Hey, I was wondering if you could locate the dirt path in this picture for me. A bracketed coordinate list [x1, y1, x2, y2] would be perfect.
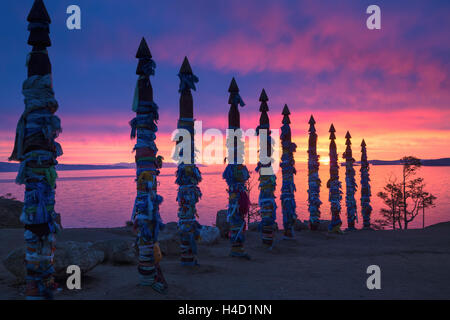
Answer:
[1, 223, 449, 300]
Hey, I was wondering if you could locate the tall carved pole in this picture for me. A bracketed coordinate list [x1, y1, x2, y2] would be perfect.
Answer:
[9, 0, 62, 300]
[222, 78, 250, 259]
[175, 57, 202, 266]
[343, 131, 357, 230]
[360, 139, 372, 229]
[130, 38, 167, 293]
[307, 115, 322, 230]
[280, 104, 297, 239]
[256, 89, 277, 246]
[327, 124, 343, 233]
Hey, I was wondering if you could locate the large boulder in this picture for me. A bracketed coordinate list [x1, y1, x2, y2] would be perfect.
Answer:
[91, 239, 136, 264]
[216, 210, 229, 238]
[294, 219, 331, 231]
[294, 219, 308, 231]
[248, 222, 278, 232]
[248, 222, 259, 232]
[199, 226, 220, 245]
[157, 222, 180, 256]
[2, 248, 26, 280]
[0, 196, 23, 228]
[317, 220, 331, 231]
[2, 241, 104, 280]
[164, 221, 178, 231]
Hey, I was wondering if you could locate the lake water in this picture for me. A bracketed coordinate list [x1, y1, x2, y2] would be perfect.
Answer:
[0, 165, 448, 229]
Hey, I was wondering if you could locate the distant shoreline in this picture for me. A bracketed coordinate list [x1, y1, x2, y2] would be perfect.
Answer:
[0, 162, 180, 173]
[0, 158, 449, 173]
[351, 158, 450, 167]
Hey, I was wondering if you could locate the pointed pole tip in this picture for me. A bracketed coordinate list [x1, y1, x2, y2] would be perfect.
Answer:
[179, 56, 193, 74]
[228, 77, 239, 92]
[282, 104, 290, 115]
[27, 0, 51, 23]
[136, 37, 152, 58]
[259, 88, 268, 102]
[329, 123, 336, 132]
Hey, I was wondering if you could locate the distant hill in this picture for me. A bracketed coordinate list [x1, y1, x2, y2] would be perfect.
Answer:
[417, 158, 450, 166]
[0, 161, 180, 172]
[0, 162, 129, 172]
[341, 158, 450, 167]
[1, 158, 448, 172]
[369, 158, 450, 166]
[113, 162, 179, 169]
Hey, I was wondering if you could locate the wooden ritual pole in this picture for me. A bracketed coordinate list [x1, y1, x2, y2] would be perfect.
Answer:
[9, 0, 62, 300]
[175, 57, 202, 266]
[256, 89, 277, 246]
[222, 78, 250, 259]
[360, 139, 372, 229]
[343, 131, 358, 230]
[327, 124, 343, 233]
[130, 38, 167, 293]
[280, 105, 297, 239]
[307, 115, 322, 230]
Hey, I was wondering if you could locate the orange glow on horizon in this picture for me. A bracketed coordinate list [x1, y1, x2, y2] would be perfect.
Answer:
[0, 109, 448, 165]
[1, 128, 448, 165]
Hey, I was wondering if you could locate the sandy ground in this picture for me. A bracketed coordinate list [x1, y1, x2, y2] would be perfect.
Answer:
[1, 223, 449, 300]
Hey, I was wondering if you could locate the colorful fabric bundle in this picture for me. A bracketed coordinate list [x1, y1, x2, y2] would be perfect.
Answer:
[327, 124, 343, 233]
[256, 89, 277, 246]
[175, 57, 203, 266]
[280, 105, 297, 239]
[9, 0, 62, 300]
[343, 131, 358, 230]
[223, 78, 250, 258]
[360, 140, 372, 229]
[130, 38, 167, 293]
[307, 116, 322, 230]
[223, 164, 250, 258]
[176, 163, 202, 266]
[256, 166, 277, 245]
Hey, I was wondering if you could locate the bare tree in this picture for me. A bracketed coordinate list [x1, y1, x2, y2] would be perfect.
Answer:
[376, 176, 402, 229]
[377, 156, 437, 229]
[400, 156, 422, 228]
[245, 170, 260, 225]
[414, 184, 437, 229]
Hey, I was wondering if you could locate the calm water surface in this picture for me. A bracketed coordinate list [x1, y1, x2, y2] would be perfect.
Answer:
[0, 165, 448, 229]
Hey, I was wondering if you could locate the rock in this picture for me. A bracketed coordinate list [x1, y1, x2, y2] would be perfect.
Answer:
[125, 220, 133, 227]
[249, 222, 278, 231]
[294, 219, 308, 231]
[199, 226, 220, 245]
[164, 221, 178, 232]
[248, 222, 259, 231]
[294, 219, 331, 231]
[317, 220, 331, 231]
[3, 241, 104, 280]
[2, 247, 26, 280]
[91, 239, 136, 264]
[0, 196, 23, 228]
[55, 241, 104, 278]
[216, 210, 229, 238]
[158, 223, 180, 256]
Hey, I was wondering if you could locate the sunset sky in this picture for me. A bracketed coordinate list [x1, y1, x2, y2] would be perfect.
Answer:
[0, 0, 449, 164]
